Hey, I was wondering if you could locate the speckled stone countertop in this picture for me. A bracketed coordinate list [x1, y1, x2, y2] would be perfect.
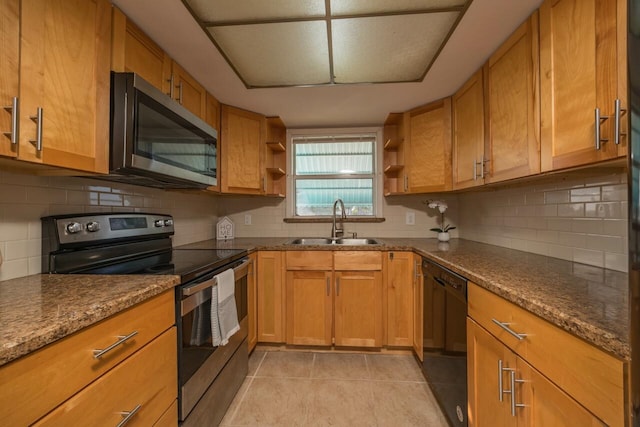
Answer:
[178, 237, 629, 360]
[0, 274, 179, 366]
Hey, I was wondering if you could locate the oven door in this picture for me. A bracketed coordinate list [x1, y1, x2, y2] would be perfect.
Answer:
[177, 258, 250, 421]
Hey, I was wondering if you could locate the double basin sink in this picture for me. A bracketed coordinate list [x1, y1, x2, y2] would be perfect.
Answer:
[288, 237, 382, 246]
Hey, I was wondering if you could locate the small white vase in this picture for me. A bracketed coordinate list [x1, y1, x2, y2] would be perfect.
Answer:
[437, 232, 450, 242]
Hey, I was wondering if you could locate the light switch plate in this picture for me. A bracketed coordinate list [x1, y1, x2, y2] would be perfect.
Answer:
[406, 211, 415, 225]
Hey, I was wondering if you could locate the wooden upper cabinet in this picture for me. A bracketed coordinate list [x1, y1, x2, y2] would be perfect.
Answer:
[265, 117, 287, 197]
[382, 112, 408, 195]
[406, 99, 452, 193]
[111, 7, 171, 92]
[18, 0, 110, 173]
[453, 69, 485, 190]
[539, 0, 624, 171]
[485, 13, 540, 184]
[170, 61, 207, 120]
[220, 105, 266, 195]
[0, 0, 19, 159]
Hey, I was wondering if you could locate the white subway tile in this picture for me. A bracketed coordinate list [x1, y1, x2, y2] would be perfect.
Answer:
[99, 193, 123, 206]
[545, 190, 570, 204]
[5, 240, 28, 260]
[570, 187, 601, 203]
[586, 235, 624, 253]
[602, 184, 627, 201]
[557, 203, 584, 217]
[0, 258, 29, 281]
[584, 202, 622, 218]
[572, 218, 603, 234]
[0, 184, 27, 203]
[25, 186, 67, 205]
[603, 219, 627, 236]
[573, 248, 604, 268]
[525, 192, 545, 205]
[605, 252, 628, 272]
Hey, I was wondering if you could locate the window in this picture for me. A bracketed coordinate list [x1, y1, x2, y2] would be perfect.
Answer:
[291, 132, 378, 217]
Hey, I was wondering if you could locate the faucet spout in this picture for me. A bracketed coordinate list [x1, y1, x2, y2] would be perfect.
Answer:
[331, 199, 346, 239]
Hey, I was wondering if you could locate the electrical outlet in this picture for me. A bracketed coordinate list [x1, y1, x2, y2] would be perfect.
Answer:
[244, 214, 252, 225]
[406, 211, 415, 225]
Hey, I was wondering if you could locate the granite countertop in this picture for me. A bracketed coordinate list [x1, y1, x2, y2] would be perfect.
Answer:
[178, 237, 630, 360]
[0, 274, 179, 366]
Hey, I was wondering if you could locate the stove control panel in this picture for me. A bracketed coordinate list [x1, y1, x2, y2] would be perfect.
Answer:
[44, 213, 175, 246]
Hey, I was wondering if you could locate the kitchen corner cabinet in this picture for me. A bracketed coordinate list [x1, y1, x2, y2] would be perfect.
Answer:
[247, 252, 258, 352]
[0, 290, 177, 426]
[7, 0, 111, 173]
[467, 282, 625, 427]
[265, 117, 287, 197]
[257, 251, 285, 343]
[539, 0, 626, 171]
[0, 0, 19, 159]
[484, 13, 541, 184]
[220, 105, 266, 195]
[412, 254, 424, 361]
[452, 69, 485, 190]
[384, 251, 414, 347]
[382, 112, 408, 195]
[406, 99, 453, 193]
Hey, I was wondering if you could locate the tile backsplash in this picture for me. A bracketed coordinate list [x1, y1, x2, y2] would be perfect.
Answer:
[457, 170, 628, 272]
[0, 167, 629, 280]
[0, 170, 218, 281]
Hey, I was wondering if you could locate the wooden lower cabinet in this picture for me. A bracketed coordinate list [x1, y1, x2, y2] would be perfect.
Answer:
[412, 253, 424, 361]
[467, 319, 605, 427]
[286, 270, 333, 345]
[334, 270, 383, 347]
[257, 251, 285, 343]
[247, 252, 258, 352]
[36, 328, 177, 426]
[385, 251, 414, 347]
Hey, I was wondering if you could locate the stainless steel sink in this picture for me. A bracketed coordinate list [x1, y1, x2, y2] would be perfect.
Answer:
[288, 237, 381, 245]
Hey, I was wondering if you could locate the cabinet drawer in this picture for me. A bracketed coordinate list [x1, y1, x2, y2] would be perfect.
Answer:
[468, 283, 625, 427]
[334, 251, 382, 270]
[286, 251, 333, 270]
[36, 327, 177, 426]
[0, 290, 175, 426]
[155, 400, 178, 427]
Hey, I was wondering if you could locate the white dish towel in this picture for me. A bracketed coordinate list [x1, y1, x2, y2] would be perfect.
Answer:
[211, 268, 240, 346]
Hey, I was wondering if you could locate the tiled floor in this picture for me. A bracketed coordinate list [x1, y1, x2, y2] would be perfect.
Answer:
[220, 349, 449, 426]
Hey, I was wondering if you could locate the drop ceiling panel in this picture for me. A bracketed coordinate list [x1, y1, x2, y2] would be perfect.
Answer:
[330, 0, 467, 16]
[208, 21, 331, 87]
[332, 13, 459, 83]
[187, 0, 326, 23]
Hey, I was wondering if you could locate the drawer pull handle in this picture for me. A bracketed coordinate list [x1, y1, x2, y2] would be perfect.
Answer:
[498, 359, 506, 401]
[491, 318, 527, 341]
[116, 404, 142, 427]
[509, 371, 526, 416]
[93, 331, 138, 359]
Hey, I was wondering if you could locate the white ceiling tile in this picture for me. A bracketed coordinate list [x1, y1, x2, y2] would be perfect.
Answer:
[332, 12, 459, 83]
[209, 21, 331, 87]
[330, 0, 467, 16]
[186, 0, 326, 23]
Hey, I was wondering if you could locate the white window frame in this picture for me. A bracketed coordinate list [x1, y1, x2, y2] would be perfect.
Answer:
[286, 127, 384, 218]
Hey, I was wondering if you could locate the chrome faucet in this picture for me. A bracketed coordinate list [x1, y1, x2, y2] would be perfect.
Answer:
[331, 199, 346, 239]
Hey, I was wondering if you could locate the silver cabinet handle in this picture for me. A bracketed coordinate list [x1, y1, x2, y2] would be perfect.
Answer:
[498, 359, 505, 401]
[594, 107, 609, 150]
[326, 277, 330, 296]
[473, 158, 477, 181]
[167, 74, 175, 99]
[3, 97, 18, 144]
[29, 107, 43, 152]
[509, 370, 525, 416]
[491, 318, 527, 341]
[336, 277, 340, 296]
[178, 81, 183, 104]
[614, 99, 627, 145]
[481, 156, 489, 179]
[93, 331, 138, 359]
[403, 174, 408, 192]
[116, 404, 142, 427]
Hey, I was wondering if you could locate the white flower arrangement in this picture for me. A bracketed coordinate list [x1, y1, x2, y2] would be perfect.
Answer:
[424, 200, 456, 233]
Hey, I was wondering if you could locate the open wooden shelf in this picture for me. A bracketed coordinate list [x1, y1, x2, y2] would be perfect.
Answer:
[267, 167, 286, 176]
[383, 138, 402, 150]
[384, 165, 404, 174]
[266, 141, 285, 152]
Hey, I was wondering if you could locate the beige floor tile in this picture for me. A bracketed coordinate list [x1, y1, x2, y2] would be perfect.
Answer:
[365, 354, 425, 382]
[229, 377, 312, 426]
[311, 353, 369, 380]
[248, 350, 266, 376]
[306, 379, 377, 427]
[370, 381, 449, 426]
[257, 351, 315, 378]
[219, 376, 253, 426]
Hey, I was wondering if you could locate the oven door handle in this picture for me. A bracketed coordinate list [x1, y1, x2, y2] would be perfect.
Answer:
[182, 258, 251, 297]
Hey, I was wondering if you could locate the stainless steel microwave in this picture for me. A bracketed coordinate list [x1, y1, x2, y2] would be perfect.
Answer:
[107, 72, 217, 189]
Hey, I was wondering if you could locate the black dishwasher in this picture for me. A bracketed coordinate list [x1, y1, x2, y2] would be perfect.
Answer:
[422, 258, 468, 427]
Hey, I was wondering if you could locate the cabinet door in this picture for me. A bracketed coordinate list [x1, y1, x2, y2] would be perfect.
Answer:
[540, 0, 620, 171]
[453, 70, 485, 190]
[247, 253, 258, 352]
[0, 0, 19, 158]
[221, 105, 265, 195]
[286, 270, 332, 345]
[257, 251, 285, 343]
[467, 318, 513, 427]
[406, 98, 452, 193]
[385, 252, 414, 347]
[517, 358, 606, 427]
[382, 112, 408, 195]
[265, 117, 287, 197]
[171, 61, 206, 120]
[19, 0, 110, 173]
[412, 254, 423, 361]
[485, 14, 540, 183]
[111, 7, 172, 92]
[334, 270, 383, 347]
